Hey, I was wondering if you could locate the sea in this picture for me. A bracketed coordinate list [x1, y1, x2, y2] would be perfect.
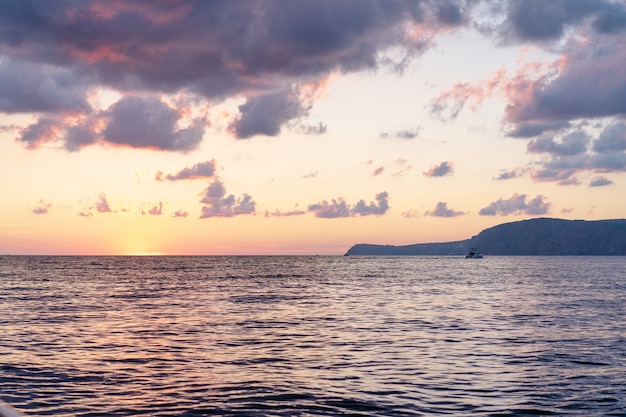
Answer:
[0, 255, 625, 416]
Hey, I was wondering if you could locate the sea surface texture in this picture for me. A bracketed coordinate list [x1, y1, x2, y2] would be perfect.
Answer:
[1, 256, 625, 416]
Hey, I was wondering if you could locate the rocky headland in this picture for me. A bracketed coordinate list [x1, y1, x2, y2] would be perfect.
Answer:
[345, 218, 626, 256]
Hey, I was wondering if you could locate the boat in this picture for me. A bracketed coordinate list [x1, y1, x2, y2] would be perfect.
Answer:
[465, 247, 483, 258]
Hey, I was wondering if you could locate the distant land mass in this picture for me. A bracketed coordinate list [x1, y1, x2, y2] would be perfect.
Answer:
[345, 218, 626, 256]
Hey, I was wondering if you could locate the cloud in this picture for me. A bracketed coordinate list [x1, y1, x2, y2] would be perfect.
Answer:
[426, 7, 626, 185]
[103, 96, 205, 151]
[479, 193, 551, 216]
[230, 89, 308, 139]
[506, 121, 571, 138]
[18, 118, 61, 149]
[593, 121, 626, 153]
[96, 193, 112, 213]
[436, 1, 464, 26]
[530, 168, 580, 186]
[380, 127, 422, 140]
[302, 171, 318, 179]
[64, 124, 99, 152]
[392, 158, 413, 177]
[265, 209, 307, 217]
[156, 160, 216, 181]
[2, 1, 462, 149]
[401, 209, 421, 218]
[496, 0, 626, 43]
[504, 36, 626, 128]
[493, 168, 528, 180]
[518, 122, 626, 183]
[172, 210, 189, 218]
[295, 122, 328, 135]
[589, 176, 613, 187]
[372, 166, 384, 176]
[145, 202, 163, 216]
[32, 199, 52, 214]
[0, 59, 92, 114]
[430, 68, 506, 122]
[199, 179, 256, 218]
[308, 191, 389, 218]
[527, 130, 589, 156]
[423, 161, 454, 177]
[425, 201, 464, 217]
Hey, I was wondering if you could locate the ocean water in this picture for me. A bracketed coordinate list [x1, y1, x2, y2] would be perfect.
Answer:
[0, 255, 625, 417]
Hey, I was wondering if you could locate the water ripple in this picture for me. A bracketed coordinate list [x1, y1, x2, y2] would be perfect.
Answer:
[0, 255, 625, 416]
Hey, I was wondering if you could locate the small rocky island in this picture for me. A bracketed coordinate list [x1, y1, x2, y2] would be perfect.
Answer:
[345, 218, 626, 256]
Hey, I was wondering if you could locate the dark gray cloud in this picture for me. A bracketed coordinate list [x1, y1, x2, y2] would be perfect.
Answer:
[506, 121, 571, 138]
[2, 0, 462, 150]
[16, 95, 206, 152]
[0, 59, 91, 114]
[515, 122, 626, 184]
[496, 0, 626, 43]
[230, 89, 309, 139]
[593, 121, 626, 153]
[425, 201, 464, 217]
[479, 193, 551, 216]
[308, 191, 389, 218]
[527, 131, 589, 156]
[589, 176, 613, 187]
[199, 179, 256, 218]
[436, 1, 464, 26]
[425, 2, 626, 187]
[103, 96, 205, 151]
[156, 160, 216, 181]
[64, 124, 99, 152]
[423, 161, 454, 177]
[505, 36, 626, 127]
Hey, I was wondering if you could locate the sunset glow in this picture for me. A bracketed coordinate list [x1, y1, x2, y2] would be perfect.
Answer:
[1, 1, 625, 255]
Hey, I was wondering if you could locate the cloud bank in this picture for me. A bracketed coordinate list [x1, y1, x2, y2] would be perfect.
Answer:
[2, 0, 463, 151]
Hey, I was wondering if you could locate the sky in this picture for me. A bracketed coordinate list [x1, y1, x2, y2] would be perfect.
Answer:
[1, 0, 626, 255]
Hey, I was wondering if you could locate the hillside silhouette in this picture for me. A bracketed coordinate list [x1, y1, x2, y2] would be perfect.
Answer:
[345, 218, 626, 256]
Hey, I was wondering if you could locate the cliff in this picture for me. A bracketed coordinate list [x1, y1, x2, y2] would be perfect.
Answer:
[345, 218, 626, 256]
